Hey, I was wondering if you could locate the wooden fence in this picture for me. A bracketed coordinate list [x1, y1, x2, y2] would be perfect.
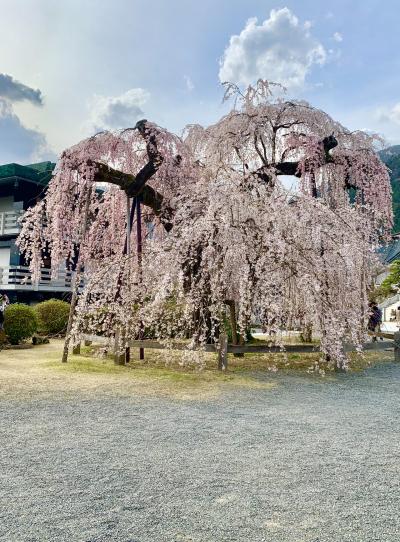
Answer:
[78, 331, 400, 371]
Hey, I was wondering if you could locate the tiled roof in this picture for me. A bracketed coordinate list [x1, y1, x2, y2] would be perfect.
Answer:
[379, 239, 400, 264]
[0, 161, 55, 186]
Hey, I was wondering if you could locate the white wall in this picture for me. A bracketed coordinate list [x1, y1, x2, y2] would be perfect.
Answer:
[0, 247, 10, 267]
[383, 301, 400, 322]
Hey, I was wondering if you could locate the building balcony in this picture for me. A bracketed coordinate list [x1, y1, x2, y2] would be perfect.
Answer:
[0, 266, 73, 292]
[0, 211, 23, 236]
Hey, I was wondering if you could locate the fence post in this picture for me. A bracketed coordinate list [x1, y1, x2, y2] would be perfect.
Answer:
[218, 333, 228, 371]
[394, 332, 400, 362]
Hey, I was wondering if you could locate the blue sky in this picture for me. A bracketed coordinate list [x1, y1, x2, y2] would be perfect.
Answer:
[0, 0, 399, 164]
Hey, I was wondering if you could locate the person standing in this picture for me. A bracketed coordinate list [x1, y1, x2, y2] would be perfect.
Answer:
[396, 305, 400, 327]
[369, 302, 383, 341]
[0, 293, 9, 331]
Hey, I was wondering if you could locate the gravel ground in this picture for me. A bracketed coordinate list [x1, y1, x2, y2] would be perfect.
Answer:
[1, 361, 400, 542]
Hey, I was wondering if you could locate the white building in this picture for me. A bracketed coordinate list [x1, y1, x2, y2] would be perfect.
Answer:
[376, 236, 400, 330]
[0, 161, 73, 303]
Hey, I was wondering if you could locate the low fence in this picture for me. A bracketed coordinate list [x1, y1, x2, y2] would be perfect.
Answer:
[79, 331, 400, 371]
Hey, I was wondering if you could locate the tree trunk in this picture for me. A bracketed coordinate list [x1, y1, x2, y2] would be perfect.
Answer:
[300, 323, 313, 343]
[114, 328, 126, 365]
[61, 187, 92, 363]
[61, 265, 84, 363]
[136, 196, 145, 361]
[227, 300, 244, 358]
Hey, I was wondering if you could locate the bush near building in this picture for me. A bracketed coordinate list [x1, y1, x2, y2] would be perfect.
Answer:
[34, 299, 70, 335]
[4, 304, 38, 345]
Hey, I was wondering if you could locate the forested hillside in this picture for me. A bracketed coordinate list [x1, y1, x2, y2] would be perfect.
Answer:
[380, 146, 400, 232]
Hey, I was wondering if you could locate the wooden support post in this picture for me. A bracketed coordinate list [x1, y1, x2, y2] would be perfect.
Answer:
[218, 333, 228, 371]
[394, 332, 400, 362]
[114, 329, 125, 365]
[72, 343, 81, 355]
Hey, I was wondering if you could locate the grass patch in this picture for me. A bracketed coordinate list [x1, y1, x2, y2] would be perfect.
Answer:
[66, 343, 396, 376]
[1, 339, 395, 401]
[46, 355, 131, 375]
[44, 349, 276, 397]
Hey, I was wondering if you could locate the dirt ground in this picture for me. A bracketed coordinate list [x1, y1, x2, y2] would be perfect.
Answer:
[0, 340, 275, 400]
[1, 341, 400, 541]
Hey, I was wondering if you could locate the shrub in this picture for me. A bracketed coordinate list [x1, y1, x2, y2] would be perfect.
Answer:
[4, 303, 38, 345]
[35, 299, 70, 335]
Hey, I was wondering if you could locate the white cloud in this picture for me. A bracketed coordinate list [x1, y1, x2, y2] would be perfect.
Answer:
[218, 7, 326, 89]
[333, 32, 343, 42]
[0, 99, 55, 164]
[89, 88, 150, 131]
[0, 73, 43, 105]
[391, 104, 400, 124]
[184, 75, 195, 92]
[376, 103, 400, 125]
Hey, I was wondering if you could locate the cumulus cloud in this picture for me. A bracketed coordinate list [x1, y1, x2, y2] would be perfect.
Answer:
[0, 99, 55, 164]
[0, 73, 43, 105]
[218, 7, 326, 89]
[0, 73, 52, 163]
[333, 32, 343, 42]
[89, 88, 150, 131]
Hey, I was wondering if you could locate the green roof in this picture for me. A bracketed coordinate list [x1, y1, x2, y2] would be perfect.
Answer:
[0, 161, 56, 186]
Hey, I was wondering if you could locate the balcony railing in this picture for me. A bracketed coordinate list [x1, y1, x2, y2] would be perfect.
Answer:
[0, 211, 23, 236]
[0, 266, 73, 292]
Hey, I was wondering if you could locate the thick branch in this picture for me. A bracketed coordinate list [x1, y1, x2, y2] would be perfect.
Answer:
[275, 135, 338, 177]
[88, 119, 174, 231]
[92, 163, 174, 231]
[125, 119, 164, 197]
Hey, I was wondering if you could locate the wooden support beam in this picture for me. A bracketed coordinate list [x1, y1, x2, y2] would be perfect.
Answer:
[218, 333, 228, 371]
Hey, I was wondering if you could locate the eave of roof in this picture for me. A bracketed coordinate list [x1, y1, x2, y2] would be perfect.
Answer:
[0, 161, 56, 187]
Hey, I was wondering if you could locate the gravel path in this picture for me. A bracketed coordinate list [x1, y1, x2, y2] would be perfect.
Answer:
[1, 362, 400, 541]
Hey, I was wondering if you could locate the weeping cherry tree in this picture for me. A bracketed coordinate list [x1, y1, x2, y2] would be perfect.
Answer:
[18, 81, 392, 369]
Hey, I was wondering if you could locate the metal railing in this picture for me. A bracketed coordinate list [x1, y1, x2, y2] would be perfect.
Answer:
[0, 266, 73, 291]
[0, 211, 23, 235]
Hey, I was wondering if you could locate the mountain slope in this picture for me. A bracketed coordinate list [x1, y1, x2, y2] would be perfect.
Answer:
[379, 146, 400, 232]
